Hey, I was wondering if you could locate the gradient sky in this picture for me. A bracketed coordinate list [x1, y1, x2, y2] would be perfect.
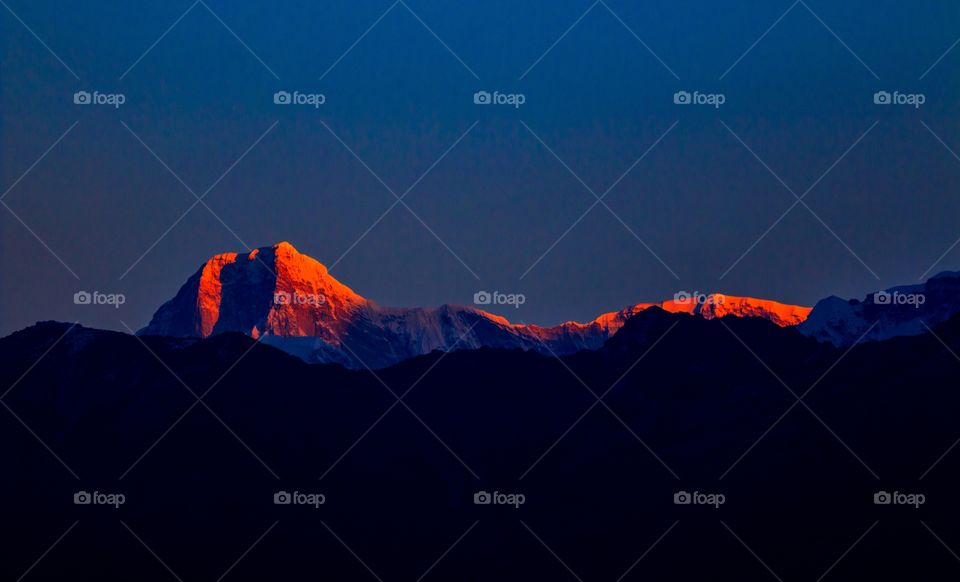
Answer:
[2, 0, 959, 335]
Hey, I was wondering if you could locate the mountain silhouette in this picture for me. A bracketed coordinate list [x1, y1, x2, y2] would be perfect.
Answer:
[3, 309, 960, 579]
[7, 245, 960, 578]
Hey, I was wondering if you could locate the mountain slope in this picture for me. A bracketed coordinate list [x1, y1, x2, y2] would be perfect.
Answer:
[139, 242, 812, 368]
[799, 271, 960, 345]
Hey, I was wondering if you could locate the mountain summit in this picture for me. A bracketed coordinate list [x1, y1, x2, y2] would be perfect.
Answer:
[142, 242, 367, 340]
[140, 242, 812, 368]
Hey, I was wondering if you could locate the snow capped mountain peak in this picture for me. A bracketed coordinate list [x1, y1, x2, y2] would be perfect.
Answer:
[140, 243, 813, 368]
[140, 242, 367, 341]
[799, 272, 960, 346]
[612, 294, 811, 327]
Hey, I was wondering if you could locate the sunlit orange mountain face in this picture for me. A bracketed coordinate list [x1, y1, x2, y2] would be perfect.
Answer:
[139, 242, 812, 368]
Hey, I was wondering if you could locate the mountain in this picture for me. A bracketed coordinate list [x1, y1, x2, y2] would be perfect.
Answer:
[799, 271, 960, 345]
[600, 293, 811, 327]
[139, 242, 812, 368]
[5, 311, 960, 579]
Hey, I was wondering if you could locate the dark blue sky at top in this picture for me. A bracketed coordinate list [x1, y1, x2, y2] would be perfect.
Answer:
[1, 0, 959, 334]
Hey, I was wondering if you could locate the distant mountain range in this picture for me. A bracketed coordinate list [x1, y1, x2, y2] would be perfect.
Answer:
[5, 242, 960, 579]
[138, 242, 813, 368]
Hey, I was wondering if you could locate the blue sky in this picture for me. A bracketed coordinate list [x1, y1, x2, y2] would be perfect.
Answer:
[2, 0, 959, 333]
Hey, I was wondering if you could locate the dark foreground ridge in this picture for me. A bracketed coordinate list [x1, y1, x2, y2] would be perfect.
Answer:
[3, 309, 960, 579]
